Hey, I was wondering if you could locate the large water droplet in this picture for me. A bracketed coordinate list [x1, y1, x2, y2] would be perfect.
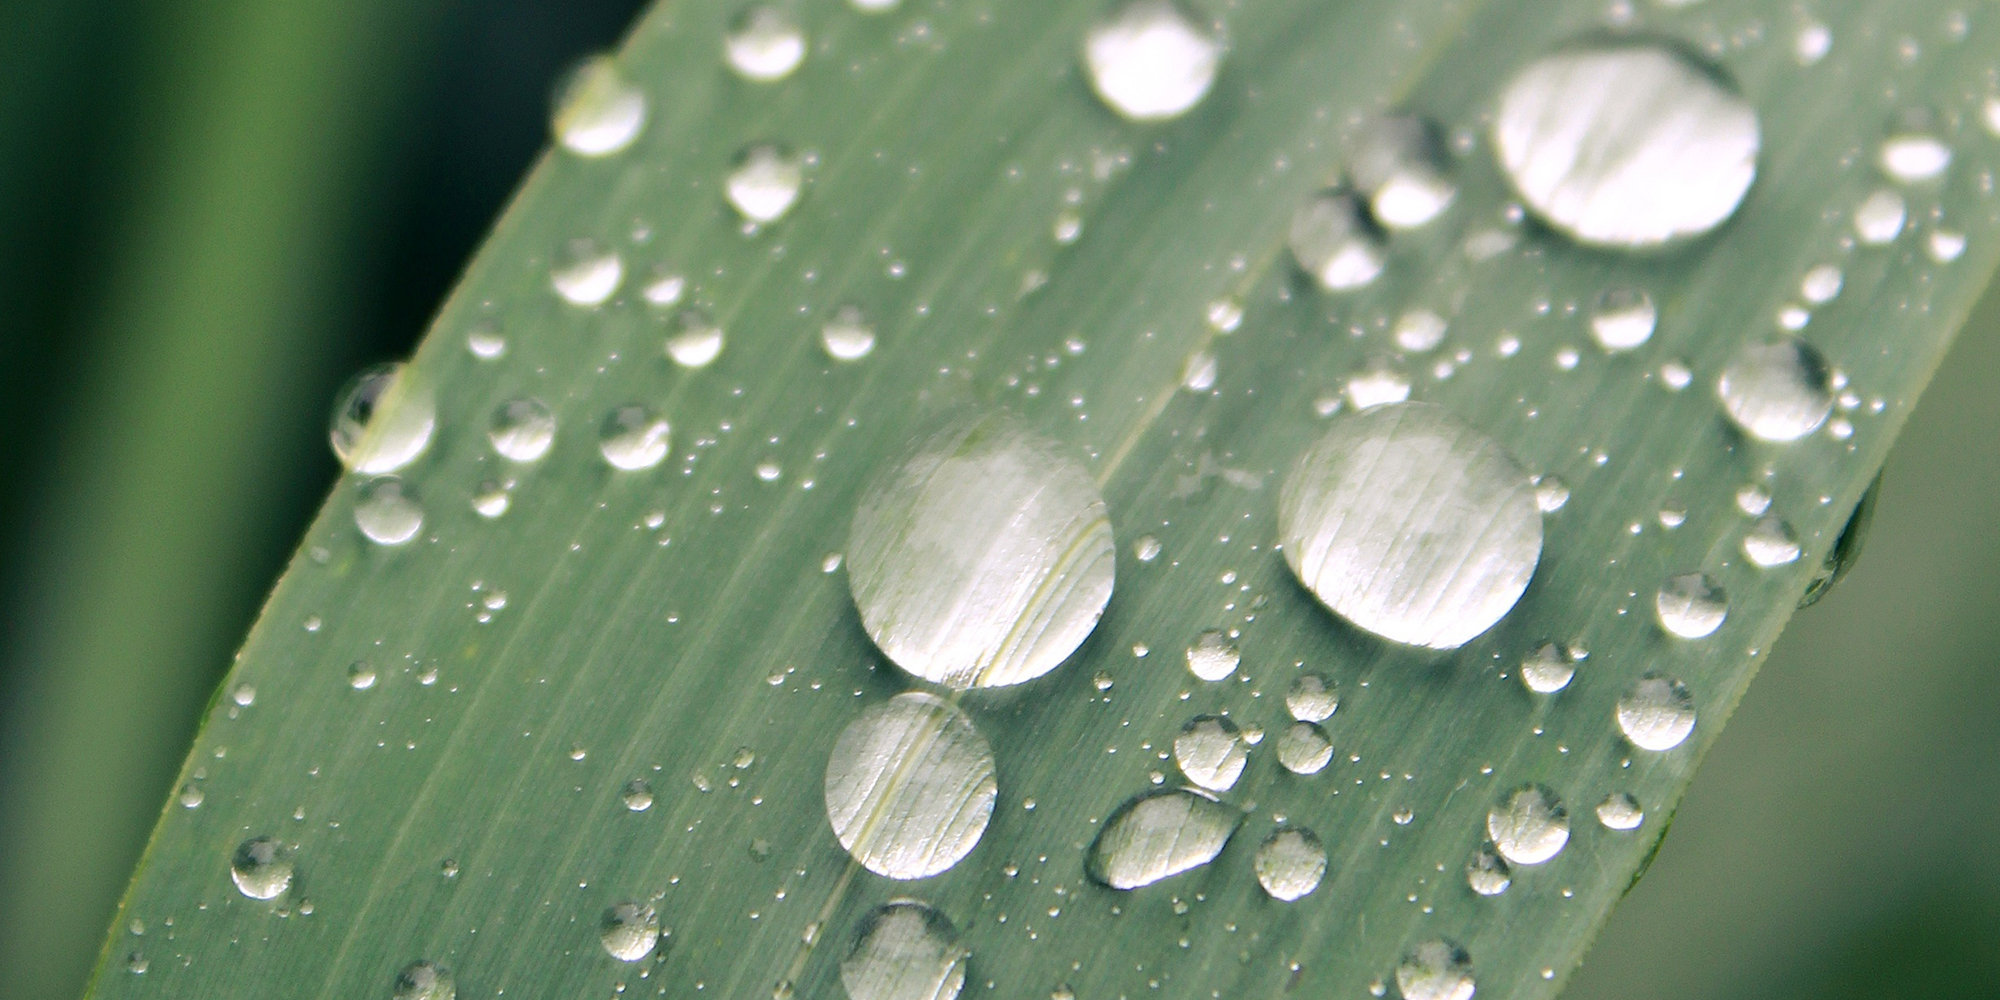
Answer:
[841, 901, 969, 1000]
[1278, 401, 1541, 650]
[1395, 940, 1475, 1000]
[1173, 715, 1247, 792]
[553, 55, 645, 157]
[1350, 116, 1456, 230]
[1487, 784, 1568, 865]
[1716, 337, 1833, 442]
[822, 305, 878, 361]
[1253, 826, 1326, 901]
[393, 961, 456, 1000]
[1183, 629, 1240, 682]
[1285, 673, 1339, 722]
[1466, 844, 1512, 896]
[1655, 571, 1726, 639]
[1287, 191, 1385, 291]
[355, 477, 424, 546]
[552, 240, 625, 306]
[600, 901, 662, 961]
[1493, 42, 1758, 248]
[1275, 722, 1334, 774]
[599, 406, 672, 471]
[1616, 673, 1696, 751]
[1081, 0, 1221, 122]
[725, 7, 807, 82]
[846, 419, 1114, 690]
[229, 836, 293, 899]
[727, 145, 804, 224]
[330, 362, 436, 475]
[666, 309, 726, 368]
[1589, 288, 1657, 352]
[1087, 787, 1240, 889]
[489, 399, 556, 463]
[824, 693, 997, 880]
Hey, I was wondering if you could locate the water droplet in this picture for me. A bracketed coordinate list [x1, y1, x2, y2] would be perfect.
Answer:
[600, 901, 662, 961]
[1854, 188, 1906, 244]
[1655, 571, 1726, 639]
[1716, 337, 1833, 442]
[1395, 940, 1475, 1000]
[179, 782, 203, 808]
[1616, 673, 1696, 751]
[1879, 116, 1951, 183]
[1180, 350, 1218, 391]
[489, 398, 556, 463]
[824, 693, 997, 880]
[1287, 191, 1385, 291]
[355, 477, 424, 546]
[1742, 514, 1801, 567]
[599, 406, 672, 470]
[822, 305, 877, 361]
[1927, 229, 1967, 263]
[1081, 0, 1221, 122]
[1285, 673, 1339, 722]
[393, 960, 456, 1000]
[1466, 844, 1511, 895]
[1274, 722, 1333, 774]
[1794, 21, 1832, 64]
[1206, 298, 1244, 333]
[466, 325, 507, 359]
[846, 419, 1114, 689]
[1735, 483, 1772, 516]
[1173, 715, 1247, 792]
[666, 309, 726, 368]
[1278, 401, 1541, 650]
[727, 145, 804, 224]
[330, 362, 436, 475]
[551, 240, 625, 306]
[126, 952, 147, 975]
[841, 901, 969, 1000]
[1534, 475, 1570, 514]
[1487, 785, 1568, 865]
[1800, 264, 1843, 304]
[553, 55, 645, 157]
[1133, 535, 1162, 562]
[1519, 641, 1575, 694]
[1589, 288, 1656, 352]
[1183, 629, 1239, 682]
[725, 7, 807, 82]
[622, 779, 654, 812]
[1596, 792, 1644, 831]
[473, 481, 512, 519]
[1253, 826, 1327, 901]
[1351, 116, 1456, 230]
[1394, 309, 1447, 353]
[1086, 787, 1241, 889]
[1343, 359, 1411, 410]
[1493, 42, 1758, 248]
[230, 836, 293, 900]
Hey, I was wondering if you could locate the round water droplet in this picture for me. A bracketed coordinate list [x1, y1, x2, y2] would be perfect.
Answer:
[599, 406, 672, 470]
[1395, 940, 1475, 1000]
[1589, 288, 1657, 352]
[1487, 784, 1568, 865]
[330, 362, 436, 475]
[725, 7, 807, 82]
[1466, 844, 1511, 896]
[551, 240, 625, 306]
[1519, 641, 1574, 694]
[1350, 116, 1456, 230]
[824, 693, 997, 880]
[841, 901, 969, 1000]
[1854, 188, 1906, 244]
[1533, 475, 1570, 514]
[1616, 673, 1696, 751]
[1253, 826, 1327, 901]
[1086, 787, 1240, 889]
[230, 836, 293, 899]
[666, 310, 726, 368]
[1173, 715, 1247, 792]
[553, 55, 645, 157]
[1800, 264, 1843, 304]
[1655, 571, 1726, 639]
[1492, 42, 1758, 248]
[473, 481, 511, 519]
[1081, 0, 1221, 122]
[1278, 401, 1541, 650]
[1287, 191, 1385, 291]
[1879, 114, 1951, 183]
[348, 661, 378, 690]
[822, 305, 877, 361]
[393, 960, 456, 1000]
[1285, 673, 1339, 722]
[1596, 792, 1644, 830]
[846, 419, 1114, 690]
[1394, 309, 1448, 353]
[355, 477, 424, 546]
[1183, 629, 1239, 682]
[1742, 514, 1801, 567]
[600, 901, 661, 961]
[466, 325, 507, 359]
[622, 778, 654, 812]
[1274, 721, 1333, 774]
[727, 145, 804, 224]
[489, 399, 556, 463]
[1716, 337, 1833, 442]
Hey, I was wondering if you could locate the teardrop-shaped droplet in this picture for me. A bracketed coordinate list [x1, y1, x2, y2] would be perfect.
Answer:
[1616, 673, 1696, 751]
[1655, 572, 1726, 639]
[1493, 42, 1758, 248]
[1395, 940, 1475, 1000]
[1350, 116, 1457, 230]
[1716, 337, 1833, 442]
[1487, 784, 1568, 865]
[489, 398, 556, 463]
[824, 693, 997, 880]
[845, 419, 1114, 690]
[1087, 787, 1241, 889]
[1081, 0, 1221, 122]
[1287, 191, 1385, 291]
[330, 362, 436, 475]
[725, 7, 807, 83]
[841, 901, 969, 1000]
[1253, 826, 1327, 901]
[726, 144, 804, 224]
[355, 477, 424, 546]
[553, 55, 645, 157]
[1589, 288, 1657, 352]
[598, 405, 672, 471]
[600, 901, 661, 962]
[1285, 673, 1339, 722]
[229, 836, 293, 900]
[1278, 401, 1541, 650]
[1173, 715, 1247, 792]
[392, 961, 456, 1000]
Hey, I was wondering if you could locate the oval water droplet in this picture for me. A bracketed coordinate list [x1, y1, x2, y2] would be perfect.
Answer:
[1081, 0, 1221, 122]
[1853, 188, 1906, 244]
[489, 399, 556, 463]
[1596, 792, 1644, 831]
[824, 693, 997, 880]
[1274, 721, 1333, 775]
[1278, 401, 1541, 650]
[1519, 641, 1575, 694]
[1285, 673, 1339, 722]
[600, 901, 662, 961]
[841, 901, 969, 1000]
[1879, 113, 1951, 183]
[1487, 784, 1568, 865]
[1086, 787, 1240, 889]
[229, 836, 293, 899]
[727, 144, 804, 224]
[845, 419, 1114, 690]
[1173, 715, 1247, 792]
[1287, 191, 1385, 291]
[666, 309, 726, 368]
[551, 240, 625, 306]
[553, 55, 645, 157]
[1616, 673, 1696, 751]
[1466, 843, 1512, 896]
[1742, 514, 1801, 567]
[1350, 116, 1456, 230]
[1589, 288, 1657, 352]
[1800, 264, 1843, 304]
[1655, 572, 1726, 639]
[725, 7, 807, 82]
[1253, 826, 1326, 901]
[599, 406, 672, 470]
[1183, 629, 1239, 682]
[331, 362, 436, 475]
[1395, 940, 1475, 1000]
[1493, 42, 1758, 248]
[1394, 309, 1448, 353]
[822, 306, 878, 362]
[1716, 337, 1833, 442]
[393, 960, 456, 1000]
[355, 477, 424, 546]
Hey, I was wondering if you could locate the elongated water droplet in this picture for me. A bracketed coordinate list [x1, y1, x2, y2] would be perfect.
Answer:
[599, 406, 671, 470]
[1616, 673, 1696, 751]
[1278, 401, 1541, 650]
[600, 901, 661, 961]
[1493, 42, 1758, 248]
[1716, 337, 1832, 442]
[1183, 629, 1239, 682]
[1396, 940, 1475, 1000]
[1800, 264, 1842, 304]
[1173, 715, 1247, 792]
[489, 399, 556, 463]
[1466, 844, 1511, 895]
[230, 836, 293, 899]
[726, 7, 807, 82]
[1274, 722, 1333, 774]
[1519, 641, 1574, 694]
[666, 310, 725, 368]
[1287, 191, 1385, 291]
[1742, 514, 1801, 567]
[822, 306, 878, 361]
[1285, 673, 1338, 722]
[331, 362, 435, 475]
[1350, 116, 1456, 230]
[1087, 787, 1240, 889]
[1655, 571, 1726, 638]
[1343, 359, 1410, 410]
[824, 693, 997, 880]
[1854, 188, 1906, 244]
[393, 961, 456, 1000]
[1589, 288, 1657, 352]
[552, 240, 625, 306]
[841, 901, 969, 1000]
[554, 56, 645, 157]
[1879, 113, 1951, 183]
[355, 477, 424, 546]
[1487, 785, 1568, 865]
[1596, 792, 1644, 831]
[1253, 826, 1326, 901]
[846, 419, 1114, 690]
[1081, 0, 1221, 122]
[727, 145, 804, 224]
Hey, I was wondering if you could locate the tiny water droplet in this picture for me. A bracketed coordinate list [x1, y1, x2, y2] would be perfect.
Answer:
[1616, 673, 1696, 751]
[727, 145, 804, 224]
[600, 901, 662, 962]
[821, 305, 877, 361]
[489, 399, 556, 463]
[551, 240, 625, 306]
[1086, 787, 1240, 889]
[393, 960, 456, 1000]
[1173, 715, 1247, 792]
[553, 55, 645, 157]
[1395, 940, 1475, 1000]
[825, 693, 997, 879]
[1287, 191, 1385, 291]
[1717, 337, 1833, 442]
[1589, 288, 1657, 352]
[1253, 826, 1327, 901]
[599, 406, 672, 470]
[355, 477, 424, 546]
[1655, 572, 1726, 639]
[1285, 673, 1339, 722]
[230, 836, 294, 900]
[1596, 792, 1644, 830]
[1742, 514, 1801, 567]
[725, 7, 807, 83]
[1081, 0, 1221, 122]
[1183, 629, 1239, 682]
[841, 901, 969, 1000]
[330, 362, 436, 475]
[666, 309, 725, 368]
[1274, 722, 1333, 774]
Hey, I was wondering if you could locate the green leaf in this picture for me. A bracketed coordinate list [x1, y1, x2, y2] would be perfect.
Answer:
[85, 2, 2000, 999]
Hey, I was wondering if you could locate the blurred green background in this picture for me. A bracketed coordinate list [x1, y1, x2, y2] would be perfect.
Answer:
[0, 2, 1993, 999]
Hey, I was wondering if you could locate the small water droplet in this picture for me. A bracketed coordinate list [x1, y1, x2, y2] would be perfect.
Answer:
[600, 901, 662, 961]
[466, 325, 506, 359]
[1616, 673, 1696, 751]
[1717, 337, 1833, 442]
[1180, 350, 1218, 391]
[1395, 940, 1475, 1000]
[1081, 0, 1221, 122]
[1173, 715, 1248, 791]
[726, 144, 804, 224]
[1589, 288, 1657, 352]
[355, 477, 424, 546]
[1466, 844, 1511, 895]
[1655, 571, 1726, 639]
[1742, 514, 1801, 567]
[1519, 641, 1575, 694]
[553, 55, 645, 157]
[599, 406, 672, 470]
[393, 960, 456, 1000]
[551, 240, 625, 306]
[1879, 114, 1951, 183]
[1343, 359, 1411, 410]
[1274, 722, 1333, 774]
[230, 836, 294, 900]
[1285, 673, 1339, 722]
[1534, 475, 1570, 514]
[1183, 629, 1239, 682]
[1287, 191, 1385, 291]
[1735, 483, 1772, 516]
[1927, 229, 1968, 263]
[1253, 826, 1327, 901]
[1206, 298, 1244, 333]
[1086, 787, 1240, 889]
[841, 901, 969, 1000]
[1133, 535, 1162, 562]
[822, 305, 877, 361]
[825, 693, 997, 879]
[725, 7, 807, 82]
[473, 481, 512, 519]
[1488, 785, 1568, 865]
[1854, 188, 1907, 244]
[1394, 309, 1447, 353]
[330, 362, 436, 475]
[622, 779, 654, 812]
[178, 782, 204, 808]
[1794, 20, 1832, 64]
[1596, 792, 1644, 830]
[642, 268, 686, 307]
[666, 309, 726, 368]
[1800, 264, 1843, 304]
[489, 398, 556, 463]
[1350, 116, 1457, 230]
